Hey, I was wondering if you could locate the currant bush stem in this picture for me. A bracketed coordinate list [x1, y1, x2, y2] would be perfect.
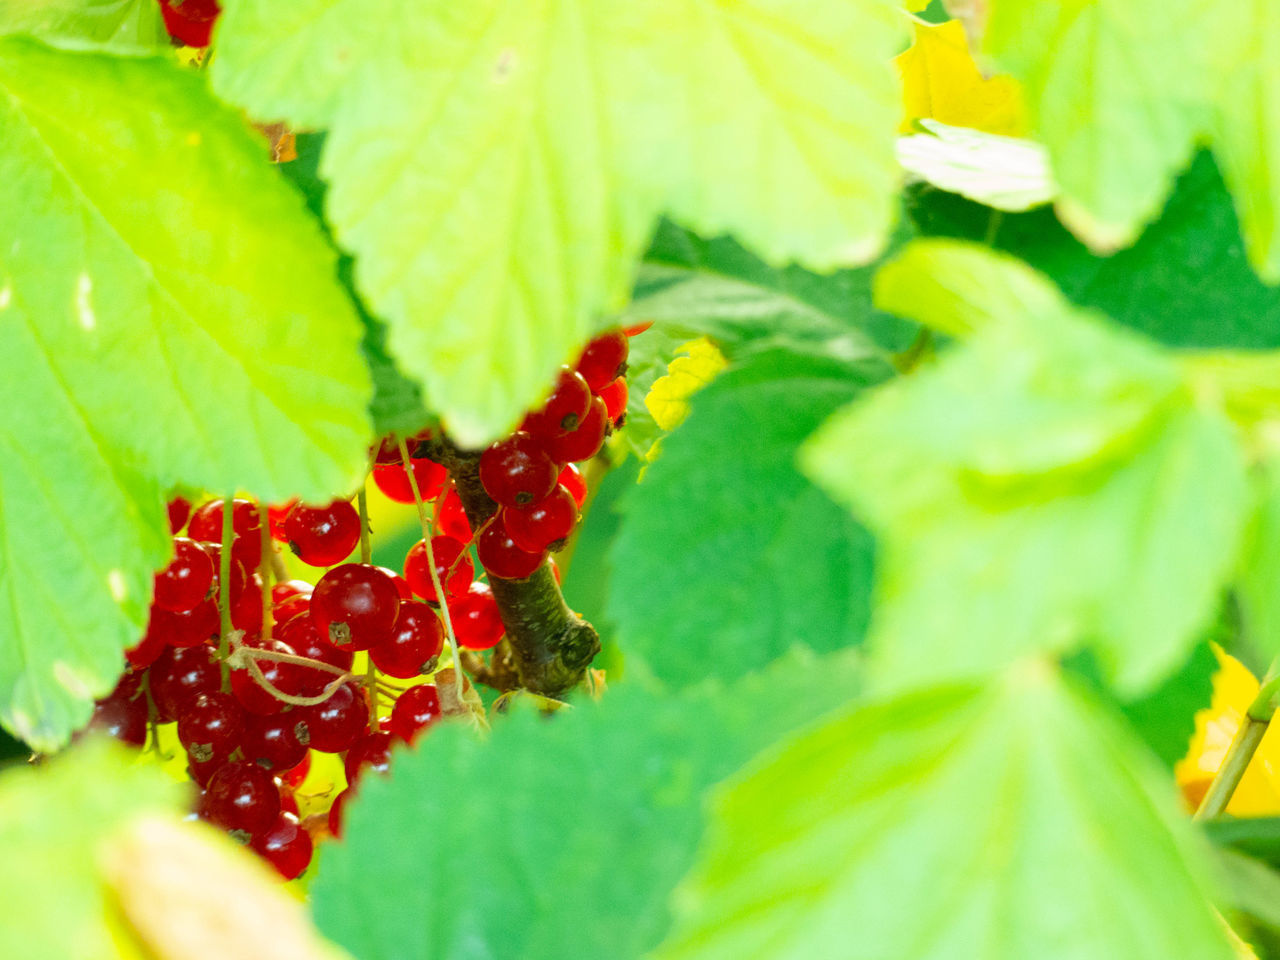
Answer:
[217, 492, 234, 693]
[357, 473, 373, 566]
[1195, 652, 1280, 821]
[398, 436, 466, 704]
[421, 435, 600, 698]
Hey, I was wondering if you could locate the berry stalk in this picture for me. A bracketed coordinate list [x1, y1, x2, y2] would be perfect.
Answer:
[425, 436, 600, 698]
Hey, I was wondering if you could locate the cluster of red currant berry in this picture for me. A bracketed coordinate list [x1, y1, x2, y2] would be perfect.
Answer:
[86, 325, 640, 880]
[158, 0, 221, 48]
[473, 328, 632, 579]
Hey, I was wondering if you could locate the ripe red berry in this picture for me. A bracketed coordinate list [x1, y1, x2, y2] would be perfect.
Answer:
[503, 486, 579, 553]
[543, 396, 607, 463]
[89, 673, 147, 747]
[267, 499, 298, 542]
[344, 731, 394, 783]
[296, 682, 368, 754]
[622, 320, 653, 337]
[272, 580, 313, 603]
[280, 752, 311, 789]
[448, 582, 504, 651]
[372, 459, 446, 505]
[178, 691, 245, 764]
[478, 432, 559, 507]
[558, 463, 588, 508]
[284, 500, 362, 567]
[598, 376, 628, 424]
[476, 523, 546, 580]
[370, 600, 444, 678]
[389, 684, 441, 743]
[231, 578, 265, 637]
[272, 592, 311, 628]
[376, 567, 414, 600]
[404, 536, 473, 602]
[126, 617, 168, 669]
[204, 761, 280, 837]
[276, 615, 353, 696]
[252, 812, 313, 879]
[434, 485, 472, 543]
[311, 563, 401, 650]
[153, 537, 215, 612]
[328, 788, 353, 839]
[149, 646, 220, 722]
[158, 0, 221, 47]
[240, 712, 309, 772]
[188, 498, 262, 572]
[523, 367, 592, 441]
[575, 329, 629, 392]
[167, 497, 192, 534]
[372, 435, 405, 465]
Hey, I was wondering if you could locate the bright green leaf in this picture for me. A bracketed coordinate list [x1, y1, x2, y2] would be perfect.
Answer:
[897, 120, 1055, 213]
[0, 40, 372, 746]
[908, 152, 1280, 351]
[657, 662, 1234, 960]
[1237, 462, 1280, 660]
[872, 237, 1068, 337]
[984, 0, 1211, 251]
[212, 0, 904, 444]
[609, 351, 884, 688]
[804, 244, 1250, 694]
[310, 649, 861, 960]
[0, 739, 184, 960]
[0, 0, 167, 52]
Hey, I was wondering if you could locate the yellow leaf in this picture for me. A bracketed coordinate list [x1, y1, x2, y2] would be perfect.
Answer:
[644, 338, 728, 434]
[895, 18, 1025, 136]
[1176, 645, 1280, 815]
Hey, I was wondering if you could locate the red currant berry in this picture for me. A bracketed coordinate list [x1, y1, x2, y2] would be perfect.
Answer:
[344, 731, 394, 784]
[158, 0, 220, 47]
[558, 463, 588, 508]
[575, 329, 629, 392]
[89, 673, 147, 747]
[284, 500, 361, 567]
[149, 646, 220, 722]
[311, 563, 401, 650]
[543, 396, 607, 464]
[278, 784, 299, 818]
[178, 691, 245, 764]
[372, 459, 446, 505]
[276, 615, 353, 696]
[376, 567, 413, 600]
[167, 497, 192, 534]
[478, 433, 559, 508]
[372, 435, 405, 465]
[622, 320, 653, 337]
[328, 788, 353, 839]
[434, 485, 472, 543]
[296, 682, 368, 754]
[389, 684, 441, 743]
[476, 523, 546, 581]
[272, 593, 311, 628]
[240, 712, 309, 772]
[188, 498, 262, 572]
[369, 600, 444, 678]
[153, 537, 215, 612]
[205, 761, 280, 836]
[267, 498, 299, 542]
[188, 753, 225, 789]
[523, 367, 592, 441]
[404, 536, 473, 602]
[280, 751, 311, 789]
[231, 578, 265, 636]
[252, 812, 313, 880]
[272, 580, 313, 603]
[126, 618, 168, 669]
[598, 376, 628, 424]
[503, 486, 578, 553]
[202, 543, 248, 605]
[448, 582, 504, 651]
[231, 637, 306, 716]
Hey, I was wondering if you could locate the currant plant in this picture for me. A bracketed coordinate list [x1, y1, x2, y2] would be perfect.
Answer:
[9, 1, 1280, 960]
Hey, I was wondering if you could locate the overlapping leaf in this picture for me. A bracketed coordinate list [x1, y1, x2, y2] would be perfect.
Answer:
[212, 0, 904, 443]
[609, 351, 884, 688]
[310, 650, 861, 960]
[656, 663, 1235, 960]
[0, 0, 166, 51]
[0, 40, 371, 746]
[804, 241, 1249, 695]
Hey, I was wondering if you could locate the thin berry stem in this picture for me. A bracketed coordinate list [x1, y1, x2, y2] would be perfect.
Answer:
[217, 493, 234, 692]
[1195, 652, 1280, 820]
[398, 437, 465, 704]
[357, 472, 378, 726]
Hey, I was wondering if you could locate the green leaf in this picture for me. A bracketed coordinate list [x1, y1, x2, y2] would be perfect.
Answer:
[310, 649, 861, 960]
[908, 152, 1280, 351]
[656, 662, 1234, 960]
[0, 0, 167, 52]
[617, 220, 915, 456]
[983, 0, 1210, 251]
[0, 40, 372, 746]
[897, 120, 1056, 213]
[804, 242, 1249, 695]
[1207, 818, 1280, 871]
[0, 739, 184, 960]
[608, 350, 884, 688]
[212, 0, 904, 444]
[1237, 462, 1280, 660]
[1213, 848, 1280, 938]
